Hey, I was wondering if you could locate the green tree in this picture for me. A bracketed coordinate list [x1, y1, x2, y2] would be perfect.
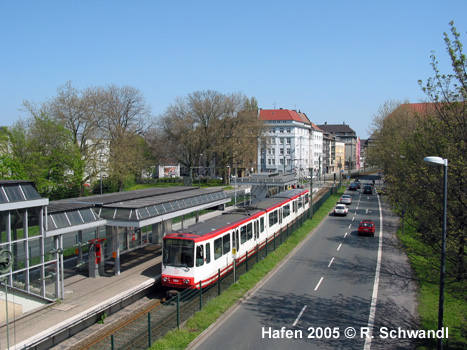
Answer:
[9, 115, 84, 199]
[372, 21, 467, 283]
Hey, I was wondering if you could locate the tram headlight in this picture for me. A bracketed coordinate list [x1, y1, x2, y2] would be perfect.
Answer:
[163, 277, 168, 282]
[183, 279, 190, 285]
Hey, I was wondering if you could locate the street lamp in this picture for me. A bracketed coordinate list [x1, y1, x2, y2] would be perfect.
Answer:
[423, 156, 448, 350]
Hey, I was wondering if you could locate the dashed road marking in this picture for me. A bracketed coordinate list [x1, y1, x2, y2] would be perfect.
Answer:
[314, 277, 324, 291]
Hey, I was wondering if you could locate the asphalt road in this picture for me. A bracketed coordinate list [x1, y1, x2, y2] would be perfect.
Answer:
[188, 176, 418, 350]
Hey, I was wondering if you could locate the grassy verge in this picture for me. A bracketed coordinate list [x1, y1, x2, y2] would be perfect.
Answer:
[149, 187, 345, 350]
[397, 224, 467, 349]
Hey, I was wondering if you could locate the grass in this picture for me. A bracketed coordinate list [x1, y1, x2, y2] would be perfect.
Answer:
[149, 187, 345, 350]
[397, 224, 467, 349]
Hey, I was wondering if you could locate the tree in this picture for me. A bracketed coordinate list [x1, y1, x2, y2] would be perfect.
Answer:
[372, 21, 467, 283]
[158, 91, 263, 181]
[8, 115, 84, 199]
[100, 85, 153, 190]
[22, 82, 155, 193]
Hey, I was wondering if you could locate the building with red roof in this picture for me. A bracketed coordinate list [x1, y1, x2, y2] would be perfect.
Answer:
[258, 109, 323, 177]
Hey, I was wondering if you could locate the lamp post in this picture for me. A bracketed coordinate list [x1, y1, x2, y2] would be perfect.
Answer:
[423, 156, 448, 350]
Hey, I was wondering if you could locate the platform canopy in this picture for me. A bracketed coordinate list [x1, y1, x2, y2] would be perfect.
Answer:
[236, 172, 299, 187]
[46, 186, 229, 236]
[0, 180, 49, 211]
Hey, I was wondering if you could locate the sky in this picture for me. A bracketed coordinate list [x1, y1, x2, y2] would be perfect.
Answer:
[1, 1, 466, 139]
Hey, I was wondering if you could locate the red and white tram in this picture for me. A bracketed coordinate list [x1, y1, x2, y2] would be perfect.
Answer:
[161, 188, 310, 289]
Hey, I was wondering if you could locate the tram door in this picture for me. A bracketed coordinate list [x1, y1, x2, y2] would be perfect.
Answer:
[234, 229, 239, 253]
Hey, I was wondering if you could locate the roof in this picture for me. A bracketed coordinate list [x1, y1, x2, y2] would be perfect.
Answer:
[389, 102, 438, 118]
[167, 188, 308, 241]
[311, 121, 324, 132]
[259, 109, 311, 124]
[0, 180, 47, 208]
[317, 123, 356, 135]
[46, 186, 230, 234]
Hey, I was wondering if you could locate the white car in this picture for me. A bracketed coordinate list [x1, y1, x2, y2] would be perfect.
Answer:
[334, 204, 349, 216]
[340, 194, 352, 205]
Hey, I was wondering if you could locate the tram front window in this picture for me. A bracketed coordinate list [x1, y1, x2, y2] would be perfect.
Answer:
[163, 239, 194, 268]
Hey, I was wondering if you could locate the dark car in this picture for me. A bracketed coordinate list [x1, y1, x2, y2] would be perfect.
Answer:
[358, 220, 376, 237]
[349, 183, 358, 190]
[363, 185, 372, 194]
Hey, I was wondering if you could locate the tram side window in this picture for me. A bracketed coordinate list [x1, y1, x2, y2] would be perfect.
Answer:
[260, 217, 265, 233]
[305, 194, 309, 204]
[283, 204, 290, 218]
[196, 245, 204, 267]
[223, 234, 230, 255]
[269, 210, 278, 227]
[206, 243, 211, 264]
[298, 197, 303, 209]
[247, 223, 253, 240]
[293, 200, 297, 213]
[254, 221, 259, 239]
[214, 238, 222, 260]
[241, 225, 247, 244]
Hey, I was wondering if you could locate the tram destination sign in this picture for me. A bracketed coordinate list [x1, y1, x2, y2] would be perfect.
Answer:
[165, 239, 194, 247]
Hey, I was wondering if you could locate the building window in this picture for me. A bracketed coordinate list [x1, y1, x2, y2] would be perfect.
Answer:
[287, 138, 291, 144]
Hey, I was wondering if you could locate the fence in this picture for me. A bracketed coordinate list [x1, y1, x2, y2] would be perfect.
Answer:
[87, 184, 340, 350]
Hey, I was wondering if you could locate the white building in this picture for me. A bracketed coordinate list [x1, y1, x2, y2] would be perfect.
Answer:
[258, 109, 322, 178]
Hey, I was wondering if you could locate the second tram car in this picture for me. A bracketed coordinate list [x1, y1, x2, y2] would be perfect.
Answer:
[161, 188, 309, 289]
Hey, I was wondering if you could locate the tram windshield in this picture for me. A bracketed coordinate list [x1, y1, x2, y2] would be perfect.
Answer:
[163, 238, 194, 268]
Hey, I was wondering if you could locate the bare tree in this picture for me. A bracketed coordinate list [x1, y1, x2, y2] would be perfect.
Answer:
[158, 91, 263, 180]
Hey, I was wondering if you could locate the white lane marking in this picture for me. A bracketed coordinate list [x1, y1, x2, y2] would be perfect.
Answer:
[363, 187, 384, 349]
[314, 277, 324, 291]
[344, 232, 348, 238]
[293, 305, 307, 326]
[366, 209, 369, 214]
[348, 224, 352, 229]
[352, 217, 355, 221]
[337, 243, 342, 251]
[328, 257, 335, 267]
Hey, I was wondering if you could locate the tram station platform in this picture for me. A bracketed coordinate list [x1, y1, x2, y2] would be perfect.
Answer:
[0, 245, 162, 350]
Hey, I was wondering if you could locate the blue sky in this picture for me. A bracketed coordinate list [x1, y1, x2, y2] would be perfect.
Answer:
[1, 1, 466, 138]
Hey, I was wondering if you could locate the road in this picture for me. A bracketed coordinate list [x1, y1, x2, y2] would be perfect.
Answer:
[188, 176, 418, 350]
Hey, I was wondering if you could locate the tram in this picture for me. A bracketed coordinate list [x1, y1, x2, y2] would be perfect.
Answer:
[161, 188, 310, 289]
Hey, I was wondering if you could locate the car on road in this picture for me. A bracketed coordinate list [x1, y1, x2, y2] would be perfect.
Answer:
[358, 220, 376, 236]
[363, 185, 373, 194]
[334, 204, 349, 216]
[340, 194, 352, 205]
[348, 183, 358, 190]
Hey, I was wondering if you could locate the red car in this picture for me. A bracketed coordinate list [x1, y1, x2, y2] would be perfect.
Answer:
[358, 220, 375, 237]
